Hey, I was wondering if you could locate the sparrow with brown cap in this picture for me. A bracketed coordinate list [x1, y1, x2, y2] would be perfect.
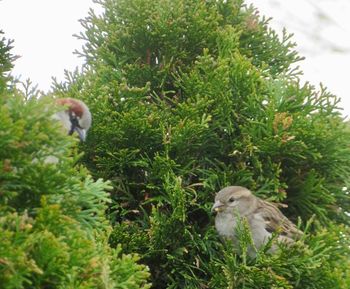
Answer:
[53, 98, 92, 142]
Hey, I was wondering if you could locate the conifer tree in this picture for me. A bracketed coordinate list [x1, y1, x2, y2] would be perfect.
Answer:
[0, 30, 16, 94]
[0, 33, 150, 288]
[52, 0, 349, 287]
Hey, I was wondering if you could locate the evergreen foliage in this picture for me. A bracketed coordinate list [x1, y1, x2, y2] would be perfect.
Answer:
[0, 35, 150, 289]
[1, 0, 349, 288]
[0, 31, 16, 94]
[53, 0, 350, 287]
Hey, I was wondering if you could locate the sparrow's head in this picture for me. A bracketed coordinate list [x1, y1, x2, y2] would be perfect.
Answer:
[53, 98, 92, 141]
[211, 186, 254, 215]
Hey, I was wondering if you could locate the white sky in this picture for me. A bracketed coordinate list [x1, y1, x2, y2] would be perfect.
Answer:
[1, 0, 350, 116]
[252, 0, 350, 117]
[0, 0, 101, 90]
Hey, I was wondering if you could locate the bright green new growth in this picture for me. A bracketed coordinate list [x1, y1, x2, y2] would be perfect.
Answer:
[0, 35, 150, 288]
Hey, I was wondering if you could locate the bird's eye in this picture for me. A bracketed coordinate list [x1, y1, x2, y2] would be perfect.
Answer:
[228, 197, 235, 203]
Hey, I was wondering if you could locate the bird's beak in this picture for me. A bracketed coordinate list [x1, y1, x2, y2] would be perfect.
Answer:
[211, 200, 224, 214]
[74, 127, 87, 142]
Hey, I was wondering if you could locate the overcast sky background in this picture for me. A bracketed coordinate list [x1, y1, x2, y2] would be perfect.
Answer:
[1, 0, 350, 116]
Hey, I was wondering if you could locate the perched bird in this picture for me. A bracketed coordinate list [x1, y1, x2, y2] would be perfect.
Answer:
[53, 98, 92, 141]
[212, 186, 302, 256]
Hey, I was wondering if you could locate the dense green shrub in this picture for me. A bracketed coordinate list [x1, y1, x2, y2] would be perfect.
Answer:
[0, 30, 16, 93]
[0, 35, 150, 288]
[55, 0, 350, 287]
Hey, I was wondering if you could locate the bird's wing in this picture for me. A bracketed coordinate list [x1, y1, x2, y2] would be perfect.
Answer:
[255, 199, 302, 238]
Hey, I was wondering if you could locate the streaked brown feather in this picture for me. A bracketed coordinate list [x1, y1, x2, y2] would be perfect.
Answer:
[256, 199, 302, 238]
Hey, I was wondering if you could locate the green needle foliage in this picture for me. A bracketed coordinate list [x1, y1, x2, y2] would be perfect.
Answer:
[0, 30, 16, 94]
[51, 0, 349, 287]
[0, 35, 150, 289]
